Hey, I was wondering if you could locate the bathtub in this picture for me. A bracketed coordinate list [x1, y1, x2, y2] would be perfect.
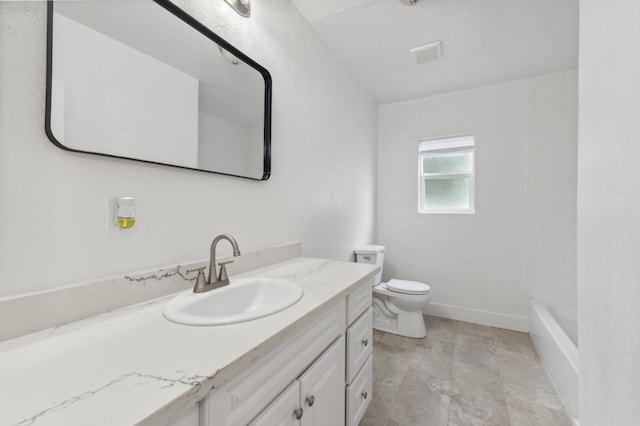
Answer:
[528, 299, 580, 419]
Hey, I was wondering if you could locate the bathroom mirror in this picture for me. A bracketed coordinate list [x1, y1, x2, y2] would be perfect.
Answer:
[45, 0, 272, 180]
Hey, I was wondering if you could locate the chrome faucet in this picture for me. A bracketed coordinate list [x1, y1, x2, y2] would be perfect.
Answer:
[189, 234, 241, 293]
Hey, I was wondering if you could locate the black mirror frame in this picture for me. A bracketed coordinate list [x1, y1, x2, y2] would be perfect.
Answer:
[45, 0, 272, 180]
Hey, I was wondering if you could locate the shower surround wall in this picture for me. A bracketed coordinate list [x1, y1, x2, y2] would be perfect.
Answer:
[0, 1, 377, 299]
[377, 70, 577, 331]
[526, 71, 578, 304]
[525, 72, 579, 418]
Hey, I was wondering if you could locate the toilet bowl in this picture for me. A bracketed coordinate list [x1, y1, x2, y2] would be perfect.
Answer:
[355, 245, 431, 338]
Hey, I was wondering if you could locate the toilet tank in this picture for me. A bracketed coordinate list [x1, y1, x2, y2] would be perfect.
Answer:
[355, 245, 385, 285]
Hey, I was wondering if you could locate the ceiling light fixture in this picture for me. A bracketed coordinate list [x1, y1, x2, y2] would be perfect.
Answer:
[224, 0, 250, 17]
[399, 0, 418, 5]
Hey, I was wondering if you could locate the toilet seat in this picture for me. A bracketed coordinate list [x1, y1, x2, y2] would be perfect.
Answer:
[386, 279, 430, 295]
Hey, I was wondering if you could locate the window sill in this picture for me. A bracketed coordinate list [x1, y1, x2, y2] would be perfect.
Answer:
[418, 209, 475, 215]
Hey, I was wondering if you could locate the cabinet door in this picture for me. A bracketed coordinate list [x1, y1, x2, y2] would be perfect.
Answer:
[249, 382, 301, 426]
[299, 336, 346, 426]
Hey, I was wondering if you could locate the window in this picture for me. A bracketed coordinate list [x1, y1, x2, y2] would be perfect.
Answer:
[418, 135, 475, 214]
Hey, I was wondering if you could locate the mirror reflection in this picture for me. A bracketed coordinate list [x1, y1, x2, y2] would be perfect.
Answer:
[46, 0, 271, 180]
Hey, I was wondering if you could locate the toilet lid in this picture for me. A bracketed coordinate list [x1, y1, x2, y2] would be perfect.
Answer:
[387, 279, 431, 295]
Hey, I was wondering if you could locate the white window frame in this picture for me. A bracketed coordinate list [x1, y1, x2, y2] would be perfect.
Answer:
[418, 135, 475, 214]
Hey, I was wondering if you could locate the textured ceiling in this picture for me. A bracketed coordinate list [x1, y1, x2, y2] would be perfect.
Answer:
[290, 0, 579, 103]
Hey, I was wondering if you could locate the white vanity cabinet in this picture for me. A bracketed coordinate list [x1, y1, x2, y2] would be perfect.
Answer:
[200, 278, 374, 426]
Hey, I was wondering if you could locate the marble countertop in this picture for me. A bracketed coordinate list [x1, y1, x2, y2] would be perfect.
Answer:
[0, 257, 378, 426]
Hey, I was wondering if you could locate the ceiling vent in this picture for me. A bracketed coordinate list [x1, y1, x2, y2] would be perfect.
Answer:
[410, 41, 442, 64]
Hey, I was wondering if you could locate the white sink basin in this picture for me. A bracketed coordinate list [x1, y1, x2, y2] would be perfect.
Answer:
[163, 277, 304, 325]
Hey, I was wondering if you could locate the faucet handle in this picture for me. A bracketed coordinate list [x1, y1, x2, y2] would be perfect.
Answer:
[217, 260, 234, 282]
[187, 267, 208, 293]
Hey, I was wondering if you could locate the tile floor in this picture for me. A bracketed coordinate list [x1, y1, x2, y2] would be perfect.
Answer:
[360, 316, 573, 426]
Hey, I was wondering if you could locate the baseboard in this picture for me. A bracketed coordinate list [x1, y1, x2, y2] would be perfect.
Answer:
[423, 302, 528, 332]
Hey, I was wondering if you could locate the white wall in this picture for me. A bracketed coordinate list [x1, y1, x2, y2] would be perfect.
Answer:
[578, 0, 640, 424]
[0, 1, 377, 298]
[378, 79, 529, 331]
[53, 13, 199, 168]
[527, 71, 578, 303]
[378, 71, 578, 331]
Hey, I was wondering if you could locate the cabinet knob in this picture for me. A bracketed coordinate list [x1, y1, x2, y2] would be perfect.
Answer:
[362, 391, 368, 399]
[362, 338, 369, 347]
[306, 394, 315, 407]
[294, 407, 304, 420]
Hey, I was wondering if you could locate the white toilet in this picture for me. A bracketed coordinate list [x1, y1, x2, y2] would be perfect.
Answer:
[355, 245, 431, 338]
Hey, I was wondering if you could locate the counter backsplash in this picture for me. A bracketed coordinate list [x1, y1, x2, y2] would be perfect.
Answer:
[0, 242, 301, 342]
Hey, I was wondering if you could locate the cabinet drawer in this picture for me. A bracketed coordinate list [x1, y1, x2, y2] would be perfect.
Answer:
[346, 355, 372, 426]
[346, 280, 372, 325]
[346, 307, 372, 383]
